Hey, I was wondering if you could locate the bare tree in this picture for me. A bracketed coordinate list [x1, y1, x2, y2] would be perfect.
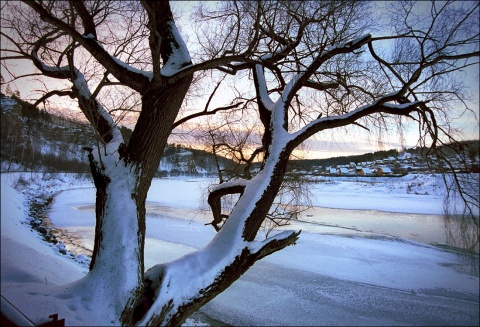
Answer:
[1, 0, 478, 325]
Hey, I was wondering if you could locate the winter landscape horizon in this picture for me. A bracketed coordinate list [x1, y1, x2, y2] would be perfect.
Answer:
[1, 1, 479, 325]
[2, 87, 479, 326]
[1, 170, 479, 326]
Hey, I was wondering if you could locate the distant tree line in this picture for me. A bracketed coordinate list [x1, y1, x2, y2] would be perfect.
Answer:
[287, 149, 401, 171]
[2, 93, 477, 176]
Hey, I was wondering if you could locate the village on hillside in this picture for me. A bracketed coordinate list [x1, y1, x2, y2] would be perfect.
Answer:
[294, 151, 480, 177]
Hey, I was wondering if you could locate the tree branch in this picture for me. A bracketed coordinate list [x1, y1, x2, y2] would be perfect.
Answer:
[24, 0, 151, 93]
[285, 34, 372, 107]
[172, 103, 244, 129]
[207, 182, 247, 231]
[304, 80, 340, 91]
[30, 90, 75, 108]
[70, 0, 97, 39]
[289, 93, 429, 149]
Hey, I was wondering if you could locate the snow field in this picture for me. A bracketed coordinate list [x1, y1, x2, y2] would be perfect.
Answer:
[1, 173, 479, 326]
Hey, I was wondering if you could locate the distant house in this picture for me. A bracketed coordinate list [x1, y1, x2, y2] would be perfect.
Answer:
[329, 167, 337, 175]
[377, 166, 392, 176]
[339, 167, 349, 174]
[349, 162, 356, 168]
[358, 167, 372, 175]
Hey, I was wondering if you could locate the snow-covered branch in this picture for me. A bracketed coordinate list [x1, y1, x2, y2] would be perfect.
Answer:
[247, 230, 301, 260]
[253, 65, 275, 110]
[30, 43, 123, 154]
[139, 224, 300, 326]
[72, 70, 123, 149]
[159, 21, 192, 77]
[258, 45, 288, 62]
[30, 48, 70, 78]
[289, 92, 425, 147]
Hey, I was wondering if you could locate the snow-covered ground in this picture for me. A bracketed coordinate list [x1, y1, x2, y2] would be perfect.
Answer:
[1, 172, 479, 326]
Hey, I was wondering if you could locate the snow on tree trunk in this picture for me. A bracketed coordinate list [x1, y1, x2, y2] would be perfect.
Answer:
[84, 163, 143, 322]
[83, 76, 194, 325]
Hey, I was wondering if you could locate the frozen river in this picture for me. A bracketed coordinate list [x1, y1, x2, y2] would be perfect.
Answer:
[48, 177, 467, 253]
[47, 177, 479, 326]
[64, 201, 452, 252]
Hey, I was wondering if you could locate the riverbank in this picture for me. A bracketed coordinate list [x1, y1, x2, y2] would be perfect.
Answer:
[2, 173, 479, 326]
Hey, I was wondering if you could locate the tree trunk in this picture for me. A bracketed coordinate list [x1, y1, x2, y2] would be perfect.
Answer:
[82, 75, 193, 325]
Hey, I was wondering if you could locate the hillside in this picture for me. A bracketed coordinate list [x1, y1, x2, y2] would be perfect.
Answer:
[0, 94, 236, 176]
[1, 94, 94, 173]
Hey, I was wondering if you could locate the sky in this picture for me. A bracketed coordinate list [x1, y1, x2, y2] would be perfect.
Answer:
[1, 1, 478, 160]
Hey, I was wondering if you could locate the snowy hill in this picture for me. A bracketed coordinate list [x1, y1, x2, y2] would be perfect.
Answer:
[1, 94, 93, 173]
[0, 94, 235, 176]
